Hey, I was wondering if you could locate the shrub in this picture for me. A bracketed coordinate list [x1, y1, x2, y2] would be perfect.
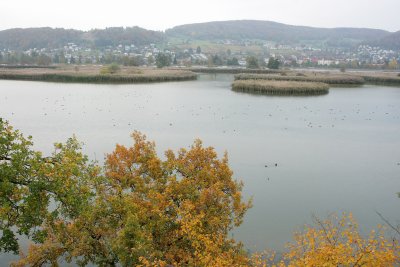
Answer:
[267, 57, 280, 69]
[155, 53, 171, 68]
[100, 63, 121, 74]
[246, 56, 259, 69]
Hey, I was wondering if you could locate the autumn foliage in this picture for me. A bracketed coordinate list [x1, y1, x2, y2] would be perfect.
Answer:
[281, 213, 399, 266]
[250, 214, 399, 267]
[0, 119, 398, 266]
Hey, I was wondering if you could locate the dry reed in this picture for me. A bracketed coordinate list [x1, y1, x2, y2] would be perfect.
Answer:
[235, 73, 364, 85]
[232, 79, 329, 95]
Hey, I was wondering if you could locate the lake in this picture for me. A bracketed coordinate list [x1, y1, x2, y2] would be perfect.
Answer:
[0, 74, 399, 262]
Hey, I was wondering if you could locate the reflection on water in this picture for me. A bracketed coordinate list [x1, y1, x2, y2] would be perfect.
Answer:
[0, 74, 399, 263]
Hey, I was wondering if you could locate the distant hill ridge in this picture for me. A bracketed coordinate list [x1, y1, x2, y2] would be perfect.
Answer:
[371, 30, 400, 50]
[0, 27, 164, 50]
[0, 20, 398, 50]
[166, 20, 390, 41]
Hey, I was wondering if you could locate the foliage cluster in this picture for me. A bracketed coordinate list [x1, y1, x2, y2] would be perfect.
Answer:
[156, 53, 172, 68]
[281, 213, 399, 266]
[100, 63, 121, 75]
[227, 57, 239, 66]
[267, 58, 280, 69]
[387, 59, 398, 70]
[251, 214, 399, 267]
[246, 56, 259, 69]
[1, 119, 251, 266]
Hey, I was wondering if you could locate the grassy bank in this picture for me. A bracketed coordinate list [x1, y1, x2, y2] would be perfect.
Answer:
[235, 73, 365, 85]
[232, 79, 329, 95]
[0, 66, 197, 84]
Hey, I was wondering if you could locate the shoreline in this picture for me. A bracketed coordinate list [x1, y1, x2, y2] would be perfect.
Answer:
[1, 65, 399, 86]
[0, 72, 197, 84]
[0, 66, 197, 84]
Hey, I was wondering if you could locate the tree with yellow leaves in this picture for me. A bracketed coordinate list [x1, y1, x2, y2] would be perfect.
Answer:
[280, 213, 399, 267]
[388, 58, 398, 70]
[1, 119, 251, 266]
[250, 213, 399, 267]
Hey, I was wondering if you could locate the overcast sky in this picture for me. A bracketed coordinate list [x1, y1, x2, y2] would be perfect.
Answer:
[1, 0, 399, 32]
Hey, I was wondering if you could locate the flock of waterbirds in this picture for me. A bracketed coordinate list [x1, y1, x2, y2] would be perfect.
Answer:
[0, 78, 399, 170]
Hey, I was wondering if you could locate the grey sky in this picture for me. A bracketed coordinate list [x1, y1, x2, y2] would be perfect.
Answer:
[1, 0, 400, 32]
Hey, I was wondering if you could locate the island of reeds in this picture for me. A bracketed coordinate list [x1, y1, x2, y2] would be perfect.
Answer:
[234, 73, 365, 85]
[0, 65, 197, 84]
[187, 67, 284, 74]
[357, 73, 400, 85]
[232, 79, 329, 95]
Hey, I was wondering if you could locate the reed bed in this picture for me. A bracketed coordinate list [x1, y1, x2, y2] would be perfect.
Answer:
[188, 67, 284, 74]
[235, 73, 365, 85]
[0, 67, 197, 84]
[232, 79, 329, 95]
[360, 74, 400, 85]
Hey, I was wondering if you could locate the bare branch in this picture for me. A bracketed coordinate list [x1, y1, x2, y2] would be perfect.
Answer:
[375, 211, 400, 237]
[312, 214, 334, 246]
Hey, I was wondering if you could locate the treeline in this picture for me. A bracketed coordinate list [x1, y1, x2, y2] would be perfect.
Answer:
[0, 51, 52, 66]
[0, 51, 147, 66]
[0, 50, 277, 70]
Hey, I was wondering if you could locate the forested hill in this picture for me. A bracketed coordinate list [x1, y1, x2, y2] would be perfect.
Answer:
[87, 27, 165, 47]
[0, 28, 83, 50]
[371, 30, 400, 49]
[0, 21, 398, 50]
[166, 20, 392, 47]
[0, 27, 165, 50]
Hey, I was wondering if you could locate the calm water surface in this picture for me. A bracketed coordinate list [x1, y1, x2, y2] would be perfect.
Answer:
[0, 74, 399, 262]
